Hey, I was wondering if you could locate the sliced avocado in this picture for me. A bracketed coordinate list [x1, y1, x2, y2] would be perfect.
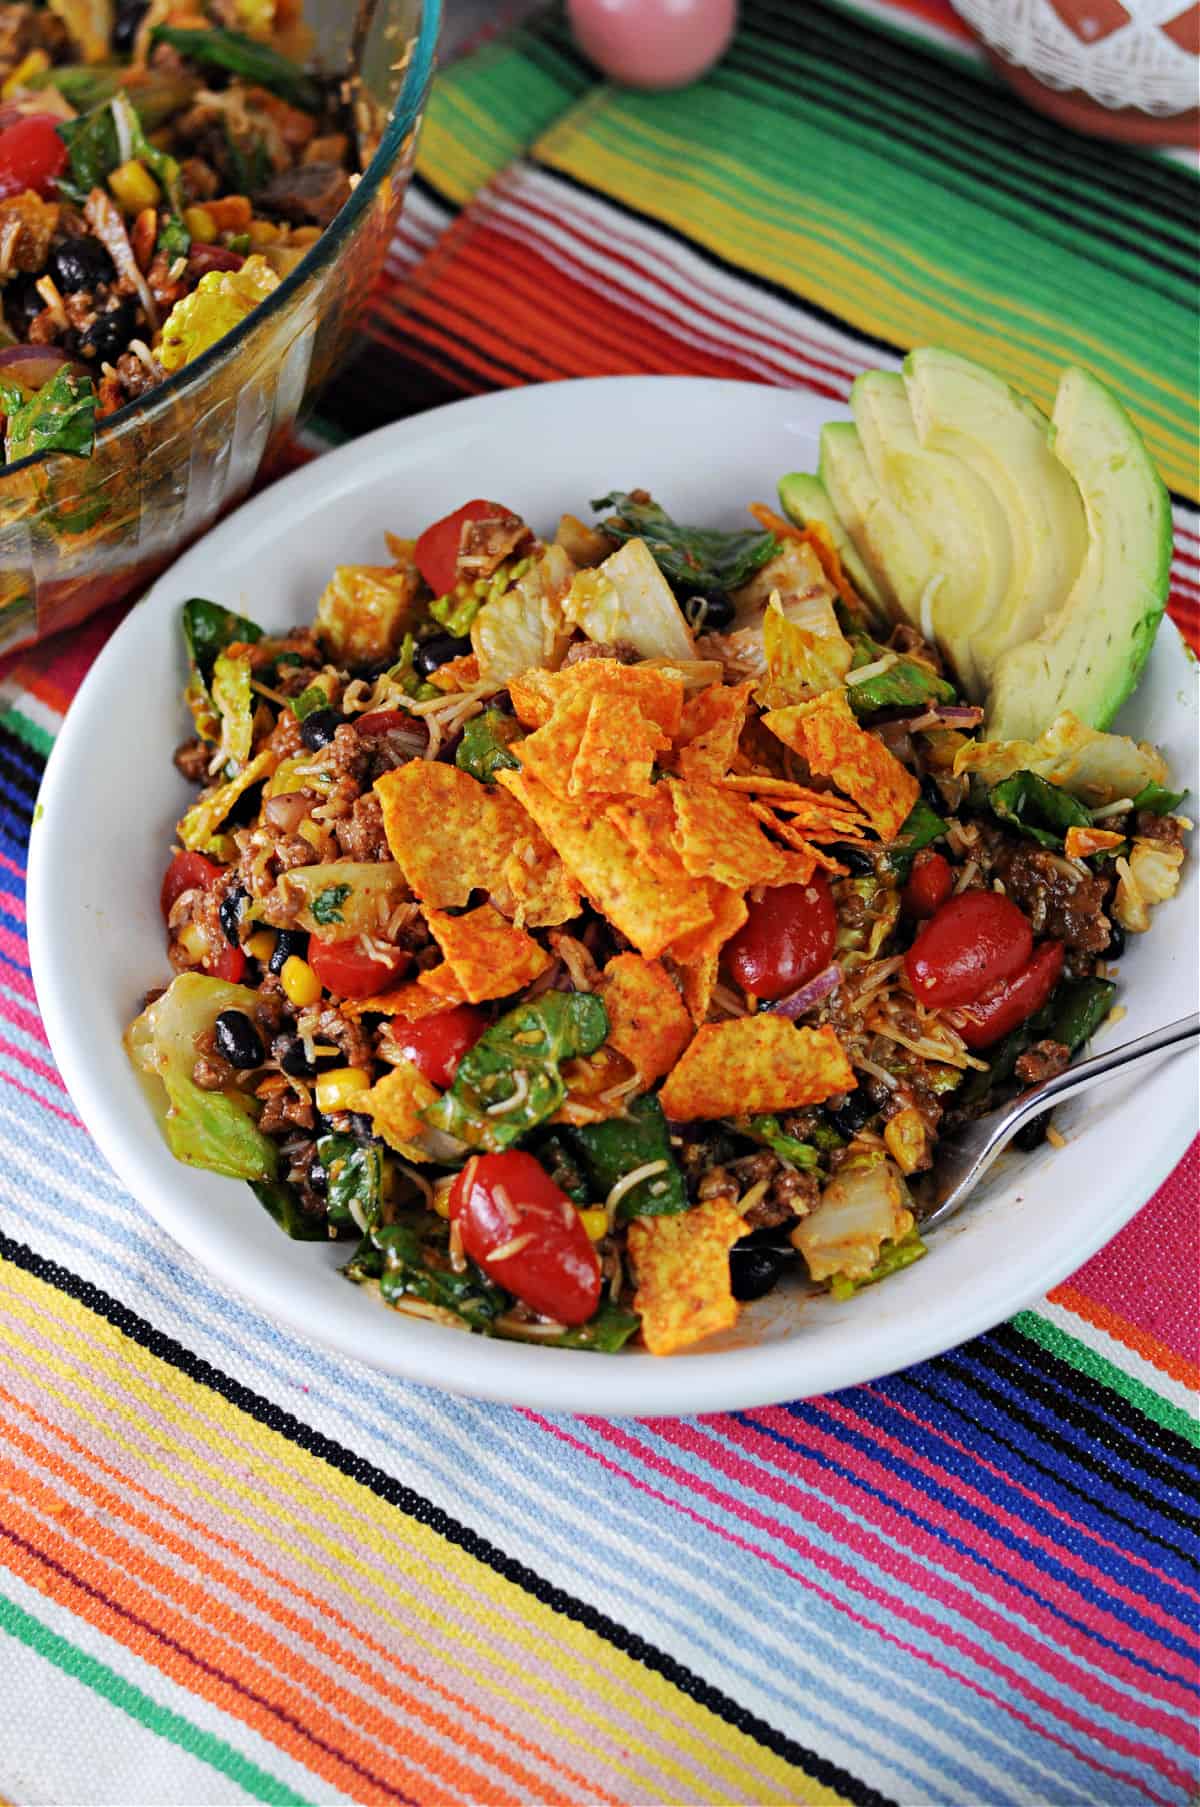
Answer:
[851, 371, 1012, 694]
[817, 421, 934, 628]
[776, 471, 886, 614]
[987, 367, 1171, 739]
[903, 348, 1088, 685]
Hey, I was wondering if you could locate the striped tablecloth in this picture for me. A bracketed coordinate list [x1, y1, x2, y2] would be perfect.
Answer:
[1, 5, 1197, 1802]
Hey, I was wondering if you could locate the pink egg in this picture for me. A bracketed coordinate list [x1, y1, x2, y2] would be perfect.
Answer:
[567, 0, 737, 91]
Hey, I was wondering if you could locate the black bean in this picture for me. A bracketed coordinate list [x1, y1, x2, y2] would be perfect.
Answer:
[214, 1009, 264, 1070]
[3, 274, 44, 339]
[729, 1243, 786, 1302]
[72, 295, 138, 365]
[920, 774, 948, 817]
[830, 843, 875, 876]
[276, 1035, 315, 1078]
[269, 929, 309, 975]
[1014, 1110, 1052, 1152]
[300, 707, 341, 751]
[684, 590, 735, 633]
[823, 1087, 876, 1139]
[219, 883, 249, 947]
[49, 236, 116, 294]
[112, 0, 150, 52]
[414, 632, 471, 677]
[1105, 920, 1126, 960]
[307, 1157, 328, 1195]
[225, 780, 264, 829]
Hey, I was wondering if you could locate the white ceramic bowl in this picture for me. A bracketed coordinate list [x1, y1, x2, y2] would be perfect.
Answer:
[27, 377, 1199, 1416]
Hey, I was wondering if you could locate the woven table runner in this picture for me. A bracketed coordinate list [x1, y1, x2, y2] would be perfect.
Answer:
[0, 5, 1196, 1802]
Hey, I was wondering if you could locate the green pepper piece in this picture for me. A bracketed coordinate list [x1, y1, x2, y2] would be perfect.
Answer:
[1049, 978, 1116, 1056]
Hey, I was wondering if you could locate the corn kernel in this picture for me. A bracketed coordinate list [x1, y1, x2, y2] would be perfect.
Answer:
[184, 204, 217, 244]
[109, 159, 160, 214]
[579, 1208, 608, 1243]
[176, 922, 208, 961]
[2, 48, 50, 99]
[280, 955, 322, 1007]
[246, 929, 276, 963]
[432, 1175, 455, 1219]
[315, 1066, 373, 1113]
[247, 217, 281, 247]
[288, 225, 321, 247]
[297, 819, 327, 852]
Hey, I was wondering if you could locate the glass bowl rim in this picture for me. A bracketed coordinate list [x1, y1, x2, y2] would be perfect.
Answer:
[1, 0, 442, 482]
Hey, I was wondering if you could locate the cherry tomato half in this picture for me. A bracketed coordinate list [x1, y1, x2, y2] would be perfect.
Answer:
[207, 942, 247, 983]
[353, 709, 411, 736]
[0, 114, 68, 200]
[958, 939, 1064, 1050]
[901, 849, 954, 920]
[414, 498, 515, 597]
[160, 850, 222, 918]
[724, 875, 837, 1002]
[449, 1151, 601, 1325]
[308, 935, 409, 998]
[390, 1004, 486, 1089]
[905, 890, 1033, 1010]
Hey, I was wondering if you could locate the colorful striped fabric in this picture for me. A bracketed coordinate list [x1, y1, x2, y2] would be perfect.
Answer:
[1, 5, 1197, 1802]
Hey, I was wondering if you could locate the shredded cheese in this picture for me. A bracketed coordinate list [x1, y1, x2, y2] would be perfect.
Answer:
[604, 1159, 670, 1224]
[1090, 797, 1134, 821]
[486, 1232, 536, 1263]
[486, 1071, 532, 1116]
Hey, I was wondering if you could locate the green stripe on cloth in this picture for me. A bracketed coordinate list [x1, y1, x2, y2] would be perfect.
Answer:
[0, 1593, 313, 1806]
[532, 0, 1199, 497]
[417, 11, 593, 206]
[1013, 1312, 1200, 1446]
[0, 705, 53, 760]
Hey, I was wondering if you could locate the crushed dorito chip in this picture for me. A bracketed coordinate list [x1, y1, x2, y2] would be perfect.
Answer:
[498, 768, 711, 959]
[419, 904, 552, 1003]
[666, 948, 719, 1025]
[764, 691, 919, 839]
[606, 786, 687, 882]
[674, 680, 754, 781]
[375, 761, 578, 925]
[428, 652, 481, 692]
[341, 982, 465, 1020]
[570, 693, 669, 798]
[754, 591, 853, 710]
[1064, 825, 1125, 861]
[316, 561, 421, 665]
[598, 953, 694, 1085]
[669, 777, 785, 888]
[665, 882, 747, 963]
[659, 1017, 854, 1119]
[508, 658, 685, 736]
[357, 1059, 441, 1161]
[628, 1195, 748, 1355]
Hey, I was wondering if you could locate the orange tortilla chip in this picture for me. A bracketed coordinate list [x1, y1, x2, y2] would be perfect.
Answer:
[570, 693, 667, 798]
[669, 778, 784, 888]
[1064, 825, 1125, 860]
[675, 681, 753, 781]
[509, 659, 684, 736]
[666, 882, 748, 963]
[498, 768, 711, 959]
[606, 786, 685, 882]
[659, 1017, 854, 1120]
[666, 949, 718, 1025]
[419, 904, 552, 1004]
[597, 953, 694, 1085]
[355, 1059, 440, 1161]
[628, 1195, 748, 1356]
[341, 982, 465, 1019]
[764, 692, 918, 840]
[375, 760, 577, 926]
[428, 652, 481, 692]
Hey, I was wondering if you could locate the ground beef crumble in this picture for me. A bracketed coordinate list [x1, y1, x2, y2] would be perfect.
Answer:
[1015, 1039, 1071, 1087]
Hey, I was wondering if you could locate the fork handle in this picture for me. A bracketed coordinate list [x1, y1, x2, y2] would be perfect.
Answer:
[1002, 1010, 1200, 1142]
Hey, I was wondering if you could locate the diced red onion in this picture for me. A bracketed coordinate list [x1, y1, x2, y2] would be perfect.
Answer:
[263, 791, 314, 832]
[0, 343, 76, 394]
[933, 704, 984, 725]
[887, 702, 984, 734]
[766, 962, 843, 1020]
[187, 243, 245, 279]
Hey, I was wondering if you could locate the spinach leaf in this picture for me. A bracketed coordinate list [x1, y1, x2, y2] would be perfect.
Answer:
[291, 684, 330, 721]
[883, 798, 946, 880]
[317, 1132, 384, 1235]
[311, 883, 352, 927]
[152, 24, 322, 112]
[988, 770, 1091, 850]
[592, 490, 779, 595]
[182, 597, 264, 692]
[499, 1302, 642, 1352]
[55, 105, 120, 205]
[344, 1219, 509, 1330]
[1131, 782, 1187, 815]
[829, 1226, 926, 1300]
[1, 367, 97, 463]
[424, 992, 608, 1151]
[456, 708, 523, 784]
[568, 1094, 686, 1221]
[34, 63, 122, 111]
[222, 122, 273, 197]
[1050, 977, 1115, 1056]
[744, 1114, 820, 1169]
[249, 1178, 328, 1241]
[845, 633, 956, 716]
[533, 1132, 590, 1206]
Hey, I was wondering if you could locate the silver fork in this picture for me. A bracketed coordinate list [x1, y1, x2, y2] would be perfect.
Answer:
[920, 1011, 1200, 1235]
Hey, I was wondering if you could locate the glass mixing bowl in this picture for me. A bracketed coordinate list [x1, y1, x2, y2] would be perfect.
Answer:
[0, 0, 440, 654]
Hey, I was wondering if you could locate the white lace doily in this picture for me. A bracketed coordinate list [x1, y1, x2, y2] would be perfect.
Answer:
[950, 0, 1199, 116]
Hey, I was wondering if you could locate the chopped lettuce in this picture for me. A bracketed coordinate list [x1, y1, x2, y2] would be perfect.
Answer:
[828, 1226, 926, 1300]
[456, 708, 523, 783]
[744, 1114, 820, 1169]
[593, 491, 779, 595]
[987, 769, 1091, 850]
[792, 1150, 914, 1284]
[884, 798, 946, 880]
[276, 861, 406, 936]
[845, 633, 955, 716]
[1131, 782, 1187, 816]
[754, 591, 852, 708]
[211, 651, 255, 770]
[568, 1095, 687, 1221]
[424, 992, 608, 1151]
[954, 713, 1171, 807]
[183, 597, 264, 692]
[292, 684, 331, 721]
[1, 367, 97, 464]
[178, 747, 276, 850]
[57, 93, 182, 212]
[561, 539, 693, 662]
